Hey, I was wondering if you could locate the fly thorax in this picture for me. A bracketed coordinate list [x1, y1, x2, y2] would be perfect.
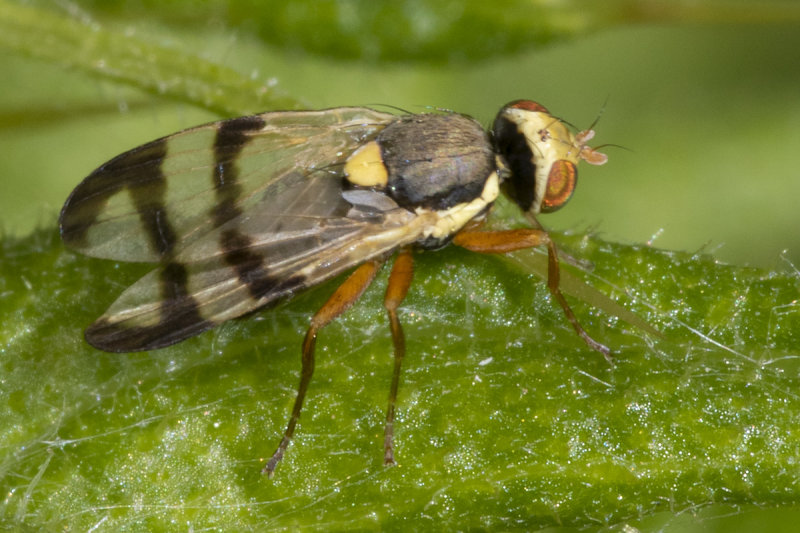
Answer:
[374, 113, 494, 210]
[344, 112, 499, 249]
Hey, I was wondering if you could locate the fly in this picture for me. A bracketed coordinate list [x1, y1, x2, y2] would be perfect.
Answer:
[60, 100, 610, 475]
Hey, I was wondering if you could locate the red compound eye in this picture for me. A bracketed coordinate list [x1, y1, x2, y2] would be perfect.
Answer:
[541, 160, 577, 212]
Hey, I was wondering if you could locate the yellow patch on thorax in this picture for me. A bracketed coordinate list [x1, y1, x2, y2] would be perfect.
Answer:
[344, 141, 388, 187]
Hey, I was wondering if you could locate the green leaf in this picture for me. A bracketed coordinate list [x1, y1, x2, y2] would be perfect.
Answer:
[2, 228, 800, 530]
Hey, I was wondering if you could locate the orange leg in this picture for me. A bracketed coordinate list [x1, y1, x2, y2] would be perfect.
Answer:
[453, 229, 611, 360]
[263, 260, 383, 476]
[382, 248, 414, 466]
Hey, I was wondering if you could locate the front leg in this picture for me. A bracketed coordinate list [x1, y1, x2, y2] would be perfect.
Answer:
[452, 229, 611, 360]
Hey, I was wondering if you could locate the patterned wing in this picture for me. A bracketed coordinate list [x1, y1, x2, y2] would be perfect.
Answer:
[60, 107, 397, 262]
[84, 177, 432, 352]
[59, 107, 436, 352]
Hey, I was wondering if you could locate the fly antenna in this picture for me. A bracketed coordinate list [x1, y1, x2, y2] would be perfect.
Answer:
[586, 95, 609, 132]
[593, 143, 631, 153]
[575, 97, 612, 166]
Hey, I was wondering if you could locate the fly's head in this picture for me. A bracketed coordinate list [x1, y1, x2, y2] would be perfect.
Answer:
[492, 100, 607, 219]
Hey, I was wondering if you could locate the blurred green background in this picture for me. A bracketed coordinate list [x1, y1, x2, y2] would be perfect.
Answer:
[2, 2, 800, 269]
[2, 1, 800, 531]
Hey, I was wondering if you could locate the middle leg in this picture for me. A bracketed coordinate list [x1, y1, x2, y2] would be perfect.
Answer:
[263, 259, 384, 476]
[382, 248, 414, 466]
